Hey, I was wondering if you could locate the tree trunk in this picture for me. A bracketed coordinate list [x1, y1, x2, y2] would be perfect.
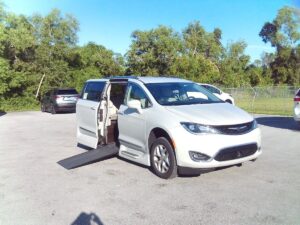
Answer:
[35, 73, 46, 98]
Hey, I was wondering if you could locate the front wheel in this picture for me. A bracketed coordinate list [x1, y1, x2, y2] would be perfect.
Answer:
[150, 137, 177, 179]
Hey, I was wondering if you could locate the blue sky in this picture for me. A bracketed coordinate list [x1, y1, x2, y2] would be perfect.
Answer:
[3, 0, 299, 61]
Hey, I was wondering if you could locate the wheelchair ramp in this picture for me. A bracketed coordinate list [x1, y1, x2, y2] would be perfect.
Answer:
[57, 144, 119, 170]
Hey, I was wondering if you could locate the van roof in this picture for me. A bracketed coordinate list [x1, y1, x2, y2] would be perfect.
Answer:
[137, 76, 190, 84]
[87, 76, 191, 84]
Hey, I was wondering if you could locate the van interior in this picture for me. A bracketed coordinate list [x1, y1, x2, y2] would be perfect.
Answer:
[105, 83, 127, 145]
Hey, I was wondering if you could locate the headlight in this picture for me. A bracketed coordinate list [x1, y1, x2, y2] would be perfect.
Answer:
[180, 122, 220, 134]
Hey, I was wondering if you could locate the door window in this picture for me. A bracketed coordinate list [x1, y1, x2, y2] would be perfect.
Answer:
[203, 85, 221, 94]
[110, 83, 127, 109]
[125, 83, 151, 109]
[81, 82, 106, 102]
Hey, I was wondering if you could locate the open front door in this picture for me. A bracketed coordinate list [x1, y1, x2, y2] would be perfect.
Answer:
[76, 81, 108, 149]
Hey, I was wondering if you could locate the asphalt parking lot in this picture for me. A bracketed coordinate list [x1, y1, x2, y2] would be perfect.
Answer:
[0, 111, 299, 225]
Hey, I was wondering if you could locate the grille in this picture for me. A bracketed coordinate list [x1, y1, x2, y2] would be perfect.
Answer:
[215, 121, 254, 135]
[214, 143, 258, 161]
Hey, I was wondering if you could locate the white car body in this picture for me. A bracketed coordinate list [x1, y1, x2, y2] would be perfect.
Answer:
[76, 77, 261, 178]
[199, 83, 235, 105]
[294, 88, 300, 124]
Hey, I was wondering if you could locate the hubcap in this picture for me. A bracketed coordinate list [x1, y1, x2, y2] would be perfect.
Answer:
[153, 144, 170, 173]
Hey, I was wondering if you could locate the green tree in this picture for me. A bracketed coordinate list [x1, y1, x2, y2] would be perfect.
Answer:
[126, 25, 182, 75]
[30, 9, 79, 94]
[0, 58, 28, 99]
[170, 54, 220, 83]
[67, 42, 125, 90]
[182, 21, 222, 61]
[219, 41, 251, 87]
[259, 6, 300, 84]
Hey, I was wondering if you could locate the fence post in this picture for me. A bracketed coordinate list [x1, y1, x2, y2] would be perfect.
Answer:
[250, 86, 257, 115]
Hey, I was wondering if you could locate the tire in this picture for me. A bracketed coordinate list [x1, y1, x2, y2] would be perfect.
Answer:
[41, 104, 45, 112]
[150, 137, 177, 179]
[225, 99, 232, 104]
[51, 104, 56, 114]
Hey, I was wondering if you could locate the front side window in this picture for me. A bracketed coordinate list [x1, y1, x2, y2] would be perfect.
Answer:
[145, 82, 223, 106]
[125, 83, 151, 109]
[82, 82, 106, 102]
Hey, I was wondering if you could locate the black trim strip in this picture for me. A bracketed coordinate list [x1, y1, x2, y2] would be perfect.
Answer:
[119, 139, 144, 152]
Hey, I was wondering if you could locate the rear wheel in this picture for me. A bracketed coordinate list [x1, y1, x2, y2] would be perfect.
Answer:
[225, 99, 232, 104]
[51, 104, 56, 114]
[150, 137, 177, 179]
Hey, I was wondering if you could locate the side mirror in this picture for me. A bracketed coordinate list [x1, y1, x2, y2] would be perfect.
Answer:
[127, 99, 143, 114]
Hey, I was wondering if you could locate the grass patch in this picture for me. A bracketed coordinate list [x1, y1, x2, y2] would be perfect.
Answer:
[236, 97, 294, 116]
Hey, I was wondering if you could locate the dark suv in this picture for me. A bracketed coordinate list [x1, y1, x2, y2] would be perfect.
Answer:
[41, 88, 79, 114]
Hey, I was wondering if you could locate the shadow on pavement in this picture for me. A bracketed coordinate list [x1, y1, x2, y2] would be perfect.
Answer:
[77, 143, 94, 151]
[70, 212, 104, 225]
[0, 111, 6, 117]
[256, 116, 300, 131]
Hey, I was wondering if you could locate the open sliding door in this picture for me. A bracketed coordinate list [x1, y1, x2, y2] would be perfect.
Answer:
[76, 81, 108, 149]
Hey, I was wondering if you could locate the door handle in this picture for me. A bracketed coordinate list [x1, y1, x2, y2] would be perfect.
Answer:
[90, 107, 96, 110]
[118, 112, 124, 115]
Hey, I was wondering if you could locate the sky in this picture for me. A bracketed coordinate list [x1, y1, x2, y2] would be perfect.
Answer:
[2, 0, 300, 61]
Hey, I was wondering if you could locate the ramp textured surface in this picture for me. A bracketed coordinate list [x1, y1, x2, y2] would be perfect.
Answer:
[57, 144, 119, 169]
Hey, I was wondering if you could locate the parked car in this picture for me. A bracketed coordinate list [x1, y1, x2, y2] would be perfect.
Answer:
[198, 83, 235, 105]
[41, 88, 79, 114]
[76, 76, 261, 179]
[294, 88, 300, 125]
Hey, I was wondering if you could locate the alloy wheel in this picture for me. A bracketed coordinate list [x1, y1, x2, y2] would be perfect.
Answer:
[153, 144, 170, 173]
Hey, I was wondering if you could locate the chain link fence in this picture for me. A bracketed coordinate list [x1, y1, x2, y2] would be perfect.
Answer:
[222, 86, 298, 116]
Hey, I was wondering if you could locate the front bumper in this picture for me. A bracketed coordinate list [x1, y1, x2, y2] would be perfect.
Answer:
[172, 126, 262, 169]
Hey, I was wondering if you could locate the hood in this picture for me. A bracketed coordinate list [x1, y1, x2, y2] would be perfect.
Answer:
[165, 103, 253, 126]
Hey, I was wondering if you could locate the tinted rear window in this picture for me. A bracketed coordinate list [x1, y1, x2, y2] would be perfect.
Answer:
[57, 89, 78, 95]
[297, 89, 300, 96]
[82, 82, 106, 102]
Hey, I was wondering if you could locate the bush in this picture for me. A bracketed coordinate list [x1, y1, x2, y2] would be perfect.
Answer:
[0, 96, 40, 112]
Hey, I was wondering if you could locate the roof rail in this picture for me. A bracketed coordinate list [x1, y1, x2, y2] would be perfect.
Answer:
[105, 75, 139, 80]
[159, 75, 181, 78]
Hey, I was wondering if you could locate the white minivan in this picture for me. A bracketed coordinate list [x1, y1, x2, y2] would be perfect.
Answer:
[76, 76, 261, 179]
[198, 83, 235, 105]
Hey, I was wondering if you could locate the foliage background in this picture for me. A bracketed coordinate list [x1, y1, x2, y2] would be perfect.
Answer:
[0, 4, 299, 112]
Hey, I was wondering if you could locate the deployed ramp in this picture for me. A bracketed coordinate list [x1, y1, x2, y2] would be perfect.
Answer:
[57, 144, 119, 170]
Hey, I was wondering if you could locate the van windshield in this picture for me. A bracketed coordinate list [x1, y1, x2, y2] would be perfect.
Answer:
[145, 82, 223, 106]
